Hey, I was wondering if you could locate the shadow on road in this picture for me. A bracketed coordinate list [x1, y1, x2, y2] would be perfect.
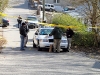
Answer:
[13, 24, 19, 28]
[1, 46, 54, 57]
[92, 61, 100, 69]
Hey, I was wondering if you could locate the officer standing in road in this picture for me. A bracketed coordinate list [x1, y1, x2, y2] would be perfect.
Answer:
[49, 24, 63, 53]
[19, 22, 27, 51]
[66, 27, 74, 51]
[24, 21, 29, 48]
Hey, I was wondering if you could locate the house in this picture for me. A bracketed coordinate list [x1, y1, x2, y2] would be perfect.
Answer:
[39, 0, 72, 7]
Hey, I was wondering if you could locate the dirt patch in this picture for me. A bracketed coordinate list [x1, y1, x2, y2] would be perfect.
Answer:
[71, 46, 100, 60]
[0, 36, 7, 52]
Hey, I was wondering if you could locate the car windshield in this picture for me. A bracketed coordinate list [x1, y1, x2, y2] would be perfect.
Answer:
[27, 17, 37, 21]
[39, 29, 53, 35]
[64, 8, 68, 11]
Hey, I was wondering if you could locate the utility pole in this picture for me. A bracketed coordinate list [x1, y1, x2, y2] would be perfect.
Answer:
[42, 0, 45, 22]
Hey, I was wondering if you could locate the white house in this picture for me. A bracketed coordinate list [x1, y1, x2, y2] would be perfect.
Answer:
[39, 0, 72, 7]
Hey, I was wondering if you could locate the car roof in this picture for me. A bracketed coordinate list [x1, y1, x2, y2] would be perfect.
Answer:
[27, 16, 37, 18]
[37, 28, 54, 30]
[45, 3, 54, 5]
[40, 27, 54, 29]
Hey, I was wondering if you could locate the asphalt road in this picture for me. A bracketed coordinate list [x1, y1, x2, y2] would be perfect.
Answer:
[0, 0, 100, 75]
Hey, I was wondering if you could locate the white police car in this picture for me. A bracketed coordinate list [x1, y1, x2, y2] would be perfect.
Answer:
[33, 27, 68, 51]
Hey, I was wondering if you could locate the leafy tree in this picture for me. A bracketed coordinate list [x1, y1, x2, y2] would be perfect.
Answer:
[0, 0, 9, 24]
[0, 0, 8, 12]
[68, 0, 100, 47]
[52, 13, 86, 32]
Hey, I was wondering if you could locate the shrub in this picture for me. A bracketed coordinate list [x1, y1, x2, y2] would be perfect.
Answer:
[72, 31, 95, 47]
[0, 37, 6, 49]
[51, 13, 86, 32]
[0, 0, 9, 12]
[51, 13, 95, 47]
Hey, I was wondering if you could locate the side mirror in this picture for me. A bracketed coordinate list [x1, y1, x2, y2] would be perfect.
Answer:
[35, 33, 38, 35]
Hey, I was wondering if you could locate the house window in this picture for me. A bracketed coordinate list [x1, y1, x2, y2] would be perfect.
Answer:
[54, 0, 60, 3]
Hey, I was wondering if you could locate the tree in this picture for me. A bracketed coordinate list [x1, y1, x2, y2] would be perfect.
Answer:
[68, 0, 100, 47]
[0, 0, 8, 12]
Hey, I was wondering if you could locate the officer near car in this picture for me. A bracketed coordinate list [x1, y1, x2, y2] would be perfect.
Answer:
[49, 24, 63, 53]
[19, 22, 27, 51]
[65, 27, 74, 51]
[24, 21, 29, 48]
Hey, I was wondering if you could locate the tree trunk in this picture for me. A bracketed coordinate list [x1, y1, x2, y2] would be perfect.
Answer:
[91, 0, 98, 47]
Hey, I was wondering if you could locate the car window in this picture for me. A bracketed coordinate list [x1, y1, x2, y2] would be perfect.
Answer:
[51, 5, 54, 7]
[39, 29, 53, 35]
[45, 4, 47, 6]
[48, 5, 50, 7]
[64, 8, 68, 11]
[27, 17, 37, 21]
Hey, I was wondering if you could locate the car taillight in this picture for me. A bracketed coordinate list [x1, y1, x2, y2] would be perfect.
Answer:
[7, 20, 9, 22]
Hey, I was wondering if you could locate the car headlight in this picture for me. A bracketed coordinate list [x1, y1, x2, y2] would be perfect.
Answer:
[39, 39, 49, 42]
[61, 40, 67, 43]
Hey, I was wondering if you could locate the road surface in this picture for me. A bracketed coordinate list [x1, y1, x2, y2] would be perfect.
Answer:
[0, 0, 100, 75]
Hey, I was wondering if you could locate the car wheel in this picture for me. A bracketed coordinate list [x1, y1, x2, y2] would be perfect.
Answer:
[33, 26, 35, 28]
[2, 24, 7, 27]
[63, 48, 69, 52]
[37, 41, 42, 51]
[33, 41, 36, 48]
[37, 46, 42, 51]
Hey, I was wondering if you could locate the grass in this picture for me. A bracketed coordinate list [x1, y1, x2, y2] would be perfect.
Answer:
[0, 36, 6, 52]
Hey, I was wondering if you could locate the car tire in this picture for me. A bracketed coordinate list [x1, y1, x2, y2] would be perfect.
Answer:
[37, 46, 42, 51]
[33, 41, 36, 48]
[62, 48, 69, 52]
[2, 24, 7, 27]
[33, 26, 35, 28]
[37, 41, 42, 51]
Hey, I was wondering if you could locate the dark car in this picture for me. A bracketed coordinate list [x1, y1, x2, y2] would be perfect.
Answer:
[1, 18, 9, 27]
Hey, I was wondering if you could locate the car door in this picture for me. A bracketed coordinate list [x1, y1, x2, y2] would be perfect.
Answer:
[34, 29, 39, 45]
[47, 4, 51, 10]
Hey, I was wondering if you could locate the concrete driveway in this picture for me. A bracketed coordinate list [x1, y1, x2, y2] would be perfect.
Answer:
[0, 0, 100, 75]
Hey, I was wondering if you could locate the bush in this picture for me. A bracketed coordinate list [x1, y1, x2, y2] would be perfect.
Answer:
[51, 13, 95, 47]
[51, 13, 86, 32]
[0, 0, 9, 12]
[0, 0, 8, 51]
[72, 31, 95, 47]
[0, 37, 6, 49]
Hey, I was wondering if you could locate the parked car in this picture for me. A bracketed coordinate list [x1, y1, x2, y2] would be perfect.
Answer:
[63, 6, 75, 13]
[25, 16, 39, 29]
[1, 18, 9, 27]
[54, 6, 64, 12]
[33, 27, 68, 51]
[39, 3, 55, 12]
[66, 6, 75, 10]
